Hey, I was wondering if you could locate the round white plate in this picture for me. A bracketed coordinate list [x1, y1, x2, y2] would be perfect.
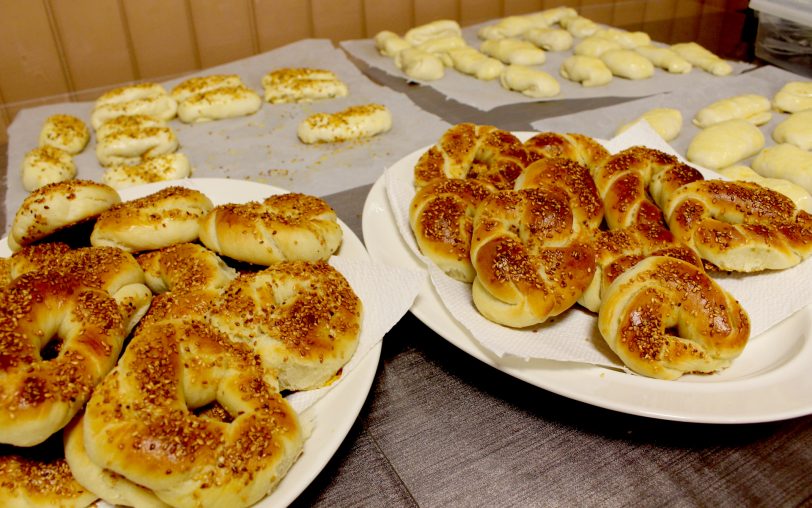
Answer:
[363, 155, 812, 424]
[2, 178, 380, 507]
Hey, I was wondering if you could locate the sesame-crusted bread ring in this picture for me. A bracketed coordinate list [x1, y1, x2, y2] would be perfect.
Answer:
[82, 318, 303, 508]
[91, 186, 213, 252]
[414, 123, 529, 191]
[409, 178, 496, 282]
[523, 131, 609, 172]
[138, 243, 237, 294]
[9, 179, 121, 252]
[198, 193, 342, 266]
[599, 256, 750, 380]
[659, 179, 812, 272]
[209, 261, 362, 391]
[0, 272, 129, 447]
[470, 187, 596, 327]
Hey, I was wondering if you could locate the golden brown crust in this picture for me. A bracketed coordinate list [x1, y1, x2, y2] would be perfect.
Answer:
[523, 131, 609, 172]
[598, 256, 750, 379]
[137, 243, 236, 294]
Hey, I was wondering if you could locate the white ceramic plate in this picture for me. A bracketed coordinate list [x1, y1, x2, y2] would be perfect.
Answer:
[2, 178, 380, 507]
[363, 152, 812, 424]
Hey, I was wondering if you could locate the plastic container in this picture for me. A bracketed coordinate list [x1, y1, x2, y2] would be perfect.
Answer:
[750, 0, 812, 77]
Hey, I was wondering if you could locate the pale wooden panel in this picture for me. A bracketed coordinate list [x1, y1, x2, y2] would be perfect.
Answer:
[365, 0, 414, 35]
[311, 0, 365, 41]
[413, 0, 458, 26]
[122, 0, 199, 80]
[580, 0, 614, 25]
[50, 0, 135, 92]
[0, 0, 70, 104]
[189, 0, 256, 68]
[504, 0, 543, 16]
[460, 0, 502, 26]
[255, 0, 312, 51]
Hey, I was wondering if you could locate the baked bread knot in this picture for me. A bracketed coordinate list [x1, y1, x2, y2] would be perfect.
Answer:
[209, 261, 362, 391]
[199, 193, 342, 266]
[91, 186, 213, 252]
[0, 446, 97, 508]
[523, 132, 609, 173]
[599, 256, 750, 380]
[414, 123, 529, 190]
[470, 188, 596, 327]
[593, 146, 703, 230]
[138, 243, 237, 294]
[0, 272, 128, 447]
[661, 179, 812, 272]
[409, 178, 496, 282]
[82, 318, 303, 508]
[514, 156, 604, 230]
[9, 179, 120, 252]
[579, 223, 703, 312]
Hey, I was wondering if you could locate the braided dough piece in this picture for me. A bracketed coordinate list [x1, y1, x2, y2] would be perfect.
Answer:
[414, 123, 529, 190]
[772, 110, 812, 151]
[524, 27, 573, 52]
[573, 36, 622, 58]
[560, 16, 599, 38]
[91, 186, 213, 252]
[599, 256, 750, 380]
[470, 187, 596, 327]
[38, 114, 89, 155]
[670, 42, 732, 76]
[686, 119, 765, 170]
[262, 68, 348, 104]
[772, 81, 812, 113]
[209, 261, 362, 391]
[83, 318, 303, 508]
[0, 450, 97, 508]
[499, 65, 560, 98]
[523, 131, 609, 171]
[91, 83, 177, 130]
[481, 38, 546, 66]
[374, 30, 412, 56]
[719, 165, 812, 213]
[633, 45, 692, 74]
[9, 179, 120, 252]
[297, 104, 392, 144]
[600, 49, 655, 80]
[0, 272, 128, 446]
[527, 6, 577, 27]
[404, 19, 461, 45]
[615, 107, 683, 141]
[752, 143, 812, 195]
[394, 48, 445, 81]
[560, 55, 613, 87]
[594, 28, 651, 49]
[21, 145, 77, 191]
[95, 114, 178, 167]
[415, 35, 468, 61]
[409, 178, 496, 282]
[693, 94, 772, 128]
[661, 179, 812, 271]
[177, 85, 262, 123]
[477, 16, 534, 40]
[102, 152, 191, 189]
[138, 242, 237, 294]
[447, 47, 505, 80]
[199, 192, 342, 265]
[594, 146, 704, 230]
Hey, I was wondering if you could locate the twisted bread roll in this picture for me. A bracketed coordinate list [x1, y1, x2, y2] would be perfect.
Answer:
[470, 187, 596, 327]
[0, 272, 128, 447]
[91, 186, 213, 252]
[481, 38, 546, 66]
[91, 83, 177, 130]
[670, 42, 732, 76]
[524, 27, 573, 52]
[394, 48, 445, 81]
[209, 261, 362, 391]
[594, 28, 651, 49]
[773, 110, 812, 150]
[21, 145, 77, 191]
[600, 49, 654, 80]
[374, 30, 411, 56]
[560, 55, 613, 87]
[138, 242, 237, 294]
[409, 178, 496, 282]
[599, 256, 750, 380]
[615, 107, 683, 141]
[102, 152, 191, 189]
[297, 104, 392, 144]
[499, 65, 560, 98]
[687, 119, 765, 170]
[0, 448, 97, 508]
[262, 68, 348, 103]
[560, 16, 599, 38]
[772, 81, 812, 113]
[593, 146, 703, 230]
[752, 143, 812, 194]
[83, 318, 303, 508]
[447, 47, 505, 80]
[404, 19, 461, 45]
[523, 131, 609, 173]
[414, 123, 529, 190]
[95, 114, 178, 167]
[170, 74, 243, 102]
[719, 165, 812, 213]
[199, 192, 342, 266]
[9, 180, 120, 252]
[633, 45, 691, 74]
[660, 179, 812, 272]
[38, 114, 89, 155]
[573, 37, 621, 58]
[177, 85, 262, 123]
[477, 16, 534, 40]
[693, 94, 772, 128]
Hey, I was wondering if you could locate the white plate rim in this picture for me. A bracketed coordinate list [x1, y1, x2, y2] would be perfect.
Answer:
[362, 150, 812, 424]
[1, 177, 381, 507]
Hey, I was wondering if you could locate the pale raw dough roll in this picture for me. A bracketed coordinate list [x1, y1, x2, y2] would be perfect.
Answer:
[752, 143, 812, 194]
[447, 47, 505, 80]
[528, 6, 577, 27]
[9, 180, 120, 252]
[772, 81, 812, 113]
[96, 122, 178, 167]
[686, 119, 764, 170]
[615, 108, 683, 141]
[102, 152, 192, 189]
[560, 55, 613, 87]
[91, 185, 213, 252]
[594, 28, 651, 48]
[523, 27, 573, 52]
[773, 110, 812, 150]
[91, 83, 177, 130]
[374, 30, 411, 56]
[499, 65, 560, 98]
[38, 114, 89, 154]
[600, 49, 654, 79]
[395, 48, 445, 81]
[670, 42, 732, 76]
[170, 74, 244, 103]
[404, 19, 461, 45]
[693, 94, 772, 128]
[262, 68, 348, 103]
[481, 38, 546, 66]
[297, 104, 392, 144]
[415, 35, 468, 60]
[560, 16, 598, 38]
[21, 145, 76, 191]
[719, 165, 812, 213]
[573, 36, 622, 58]
[177, 85, 262, 123]
[633, 45, 692, 73]
[95, 113, 166, 139]
[478, 15, 534, 40]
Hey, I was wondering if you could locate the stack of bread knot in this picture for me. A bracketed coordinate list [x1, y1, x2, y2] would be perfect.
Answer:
[0, 179, 361, 507]
[410, 122, 812, 381]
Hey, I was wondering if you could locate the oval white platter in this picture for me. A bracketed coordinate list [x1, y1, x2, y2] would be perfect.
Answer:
[362, 143, 812, 424]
